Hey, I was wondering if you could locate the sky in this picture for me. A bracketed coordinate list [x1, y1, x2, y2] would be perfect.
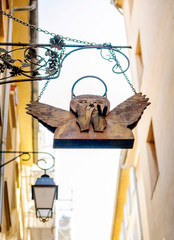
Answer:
[38, 0, 133, 239]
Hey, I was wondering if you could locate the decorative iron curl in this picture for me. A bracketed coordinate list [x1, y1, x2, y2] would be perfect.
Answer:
[0, 151, 55, 170]
[51, 44, 131, 83]
[36, 152, 55, 172]
[0, 45, 62, 85]
[0, 40, 131, 86]
[0, 38, 135, 94]
[100, 47, 130, 74]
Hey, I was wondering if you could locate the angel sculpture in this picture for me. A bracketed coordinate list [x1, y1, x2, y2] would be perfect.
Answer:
[26, 93, 150, 148]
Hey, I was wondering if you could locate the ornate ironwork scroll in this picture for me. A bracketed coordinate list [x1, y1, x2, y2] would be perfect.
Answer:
[0, 43, 63, 85]
[0, 151, 55, 170]
[0, 35, 132, 86]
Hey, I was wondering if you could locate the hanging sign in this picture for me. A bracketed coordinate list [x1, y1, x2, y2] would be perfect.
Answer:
[0, 10, 151, 148]
[26, 76, 150, 149]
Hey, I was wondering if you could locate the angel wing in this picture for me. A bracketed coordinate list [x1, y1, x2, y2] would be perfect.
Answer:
[107, 93, 150, 129]
[26, 101, 75, 133]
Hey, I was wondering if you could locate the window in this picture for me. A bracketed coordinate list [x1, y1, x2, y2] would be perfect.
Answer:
[4, 181, 11, 231]
[0, 0, 9, 37]
[0, 106, 1, 137]
[130, 168, 136, 196]
[133, 225, 138, 240]
[120, 221, 125, 240]
[127, 188, 131, 213]
[124, 204, 128, 229]
[135, 33, 144, 89]
[6, 87, 18, 149]
[147, 120, 159, 197]
[5, 0, 10, 9]
[0, 1, 5, 38]
[129, 0, 134, 17]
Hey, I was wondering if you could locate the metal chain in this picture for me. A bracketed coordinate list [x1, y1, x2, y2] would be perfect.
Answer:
[109, 46, 136, 94]
[0, 10, 96, 46]
[0, 10, 136, 96]
[38, 79, 51, 100]
[0, 10, 56, 36]
[0, 10, 97, 100]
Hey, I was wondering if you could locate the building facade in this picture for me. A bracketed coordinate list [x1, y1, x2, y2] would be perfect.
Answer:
[0, 0, 41, 239]
[111, 0, 174, 240]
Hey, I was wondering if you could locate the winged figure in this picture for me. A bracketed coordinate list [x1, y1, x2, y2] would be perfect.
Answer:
[26, 93, 150, 148]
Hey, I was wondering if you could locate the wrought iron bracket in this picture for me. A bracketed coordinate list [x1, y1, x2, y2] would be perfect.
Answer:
[0, 151, 55, 171]
[0, 42, 131, 85]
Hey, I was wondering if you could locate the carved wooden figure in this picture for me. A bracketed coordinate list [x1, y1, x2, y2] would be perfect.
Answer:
[26, 93, 150, 148]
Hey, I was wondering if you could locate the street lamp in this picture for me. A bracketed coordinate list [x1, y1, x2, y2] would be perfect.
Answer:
[32, 173, 58, 223]
[0, 151, 58, 222]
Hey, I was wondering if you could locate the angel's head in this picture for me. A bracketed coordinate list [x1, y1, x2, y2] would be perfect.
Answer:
[70, 94, 110, 116]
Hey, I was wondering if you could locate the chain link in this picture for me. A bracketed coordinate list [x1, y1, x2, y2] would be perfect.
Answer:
[0, 9, 136, 97]
[0, 10, 57, 36]
[38, 79, 51, 100]
[0, 10, 96, 45]
[109, 47, 136, 94]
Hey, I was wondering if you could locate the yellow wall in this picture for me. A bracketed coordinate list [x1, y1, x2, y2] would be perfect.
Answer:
[0, 0, 37, 239]
[12, 0, 33, 166]
[112, 0, 174, 239]
[112, 168, 130, 240]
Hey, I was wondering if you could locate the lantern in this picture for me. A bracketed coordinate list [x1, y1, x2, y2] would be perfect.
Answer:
[32, 174, 58, 222]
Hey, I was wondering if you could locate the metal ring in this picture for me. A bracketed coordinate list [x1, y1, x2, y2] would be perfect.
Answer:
[71, 75, 107, 98]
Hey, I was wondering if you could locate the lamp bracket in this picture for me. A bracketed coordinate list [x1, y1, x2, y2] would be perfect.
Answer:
[0, 151, 55, 171]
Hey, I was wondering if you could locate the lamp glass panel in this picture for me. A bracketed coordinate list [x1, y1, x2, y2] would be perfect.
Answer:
[36, 209, 52, 218]
[34, 186, 56, 209]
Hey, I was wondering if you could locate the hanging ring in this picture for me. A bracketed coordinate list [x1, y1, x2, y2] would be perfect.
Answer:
[71, 75, 107, 98]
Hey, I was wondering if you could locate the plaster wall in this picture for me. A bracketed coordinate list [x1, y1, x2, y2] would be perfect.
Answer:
[0, 0, 38, 238]
[112, 168, 130, 240]
[12, 0, 33, 166]
[122, 0, 174, 239]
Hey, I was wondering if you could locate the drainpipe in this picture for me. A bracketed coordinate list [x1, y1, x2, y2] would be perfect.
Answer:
[121, 165, 143, 240]
[0, 1, 36, 224]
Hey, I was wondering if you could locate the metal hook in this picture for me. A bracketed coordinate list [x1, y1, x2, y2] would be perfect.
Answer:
[21, 152, 31, 161]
